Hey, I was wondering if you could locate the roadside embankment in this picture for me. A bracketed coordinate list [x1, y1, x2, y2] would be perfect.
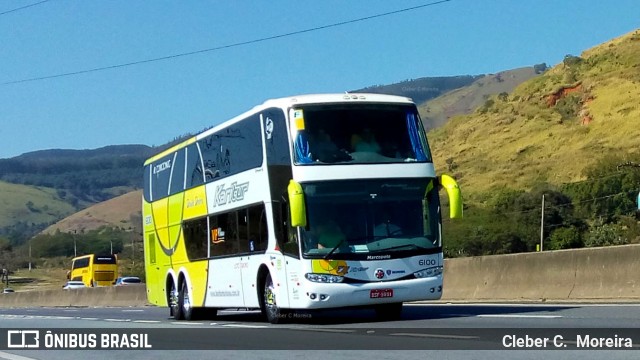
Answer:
[1, 244, 639, 307]
[442, 244, 640, 302]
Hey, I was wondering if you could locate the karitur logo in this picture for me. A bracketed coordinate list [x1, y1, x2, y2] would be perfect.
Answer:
[214, 182, 249, 207]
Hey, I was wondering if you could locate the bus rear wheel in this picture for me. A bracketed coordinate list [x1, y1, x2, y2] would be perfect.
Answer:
[263, 273, 287, 324]
[176, 281, 193, 320]
[169, 281, 179, 319]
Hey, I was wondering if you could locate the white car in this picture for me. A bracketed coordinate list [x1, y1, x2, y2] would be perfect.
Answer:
[114, 276, 142, 286]
[2, 288, 15, 294]
[62, 281, 86, 290]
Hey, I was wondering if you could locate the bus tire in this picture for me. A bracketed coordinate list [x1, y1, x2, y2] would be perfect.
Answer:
[176, 281, 193, 321]
[262, 272, 286, 324]
[168, 281, 179, 319]
[374, 302, 403, 321]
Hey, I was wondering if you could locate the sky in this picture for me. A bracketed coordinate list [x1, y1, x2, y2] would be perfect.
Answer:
[0, 0, 638, 159]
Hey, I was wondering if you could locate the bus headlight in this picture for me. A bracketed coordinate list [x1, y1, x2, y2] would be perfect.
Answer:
[305, 273, 344, 283]
[414, 266, 443, 279]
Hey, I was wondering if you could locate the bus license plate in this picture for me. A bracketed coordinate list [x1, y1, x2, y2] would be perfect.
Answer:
[370, 289, 393, 298]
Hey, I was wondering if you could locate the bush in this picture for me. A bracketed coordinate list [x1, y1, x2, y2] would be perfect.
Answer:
[548, 226, 583, 250]
[555, 94, 581, 121]
[585, 223, 628, 247]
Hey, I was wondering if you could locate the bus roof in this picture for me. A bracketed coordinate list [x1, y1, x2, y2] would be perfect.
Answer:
[144, 93, 415, 165]
[260, 93, 414, 108]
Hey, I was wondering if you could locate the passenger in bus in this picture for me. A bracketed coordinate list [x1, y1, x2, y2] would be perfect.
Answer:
[310, 129, 351, 163]
[351, 128, 381, 153]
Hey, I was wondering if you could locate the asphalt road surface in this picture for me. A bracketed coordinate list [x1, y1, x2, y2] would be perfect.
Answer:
[0, 303, 639, 359]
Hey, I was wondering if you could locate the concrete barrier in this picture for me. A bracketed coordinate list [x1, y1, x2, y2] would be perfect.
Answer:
[0, 284, 149, 308]
[2, 245, 639, 307]
[442, 244, 640, 302]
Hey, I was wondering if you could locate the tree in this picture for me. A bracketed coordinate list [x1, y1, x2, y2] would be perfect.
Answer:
[533, 63, 548, 74]
[563, 54, 583, 67]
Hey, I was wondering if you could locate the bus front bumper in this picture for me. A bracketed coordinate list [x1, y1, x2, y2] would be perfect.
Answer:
[288, 275, 443, 309]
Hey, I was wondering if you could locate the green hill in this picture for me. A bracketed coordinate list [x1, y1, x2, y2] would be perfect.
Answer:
[40, 190, 142, 236]
[0, 180, 76, 241]
[429, 29, 640, 199]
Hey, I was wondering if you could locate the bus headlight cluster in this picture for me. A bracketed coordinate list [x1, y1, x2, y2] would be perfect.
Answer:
[414, 266, 443, 279]
[305, 273, 344, 283]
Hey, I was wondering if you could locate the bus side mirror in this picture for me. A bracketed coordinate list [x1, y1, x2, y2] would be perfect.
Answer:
[438, 174, 463, 219]
[287, 180, 307, 227]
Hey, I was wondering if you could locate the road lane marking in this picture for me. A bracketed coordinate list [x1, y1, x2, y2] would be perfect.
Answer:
[297, 328, 356, 333]
[390, 332, 479, 340]
[222, 324, 268, 328]
[133, 320, 161, 323]
[0, 351, 38, 360]
[477, 314, 562, 318]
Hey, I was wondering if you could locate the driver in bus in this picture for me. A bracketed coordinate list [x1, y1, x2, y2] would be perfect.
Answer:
[313, 219, 347, 250]
[374, 209, 403, 238]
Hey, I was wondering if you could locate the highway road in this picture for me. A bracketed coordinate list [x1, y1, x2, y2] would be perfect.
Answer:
[0, 303, 639, 359]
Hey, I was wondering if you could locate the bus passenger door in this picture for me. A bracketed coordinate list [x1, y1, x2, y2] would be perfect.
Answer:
[239, 254, 260, 308]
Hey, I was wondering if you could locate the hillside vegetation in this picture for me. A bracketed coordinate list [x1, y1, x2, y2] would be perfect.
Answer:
[419, 66, 543, 130]
[430, 29, 640, 256]
[41, 190, 142, 235]
[0, 180, 75, 240]
[0, 144, 181, 244]
[430, 29, 640, 198]
[0, 145, 152, 205]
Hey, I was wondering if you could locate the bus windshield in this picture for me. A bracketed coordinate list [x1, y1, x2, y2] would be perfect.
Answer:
[300, 178, 441, 259]
[292, 103, 431, 165]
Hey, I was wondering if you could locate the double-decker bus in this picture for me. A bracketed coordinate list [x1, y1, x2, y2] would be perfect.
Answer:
[68, 254, 118, 287]
[142, 93, 462, 323]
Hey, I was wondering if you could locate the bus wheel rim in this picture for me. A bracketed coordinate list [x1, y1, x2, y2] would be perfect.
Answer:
[183, 284, 191, 313]
[264, 277, 277, 317]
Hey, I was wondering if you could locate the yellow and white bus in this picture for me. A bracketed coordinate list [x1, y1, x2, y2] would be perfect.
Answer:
[68, 254, 118, 287]
[142, 93, 462, 323]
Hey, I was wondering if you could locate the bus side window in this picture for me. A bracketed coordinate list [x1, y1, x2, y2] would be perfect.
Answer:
[275, 200, 299, 258]
[247, 204, 268, 252]
[183, 217, 208, 260]
[238, 209, 250, 253]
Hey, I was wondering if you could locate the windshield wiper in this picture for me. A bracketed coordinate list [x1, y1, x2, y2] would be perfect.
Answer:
[323, 238, 347, 260]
